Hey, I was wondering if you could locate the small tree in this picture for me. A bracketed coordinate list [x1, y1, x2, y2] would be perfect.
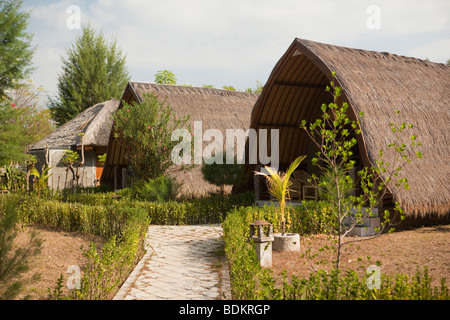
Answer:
[113, 93, 190, 182]
[300, 72, 422, 269]
[254, 156, 306, 235]
[62, 141, 85, 191]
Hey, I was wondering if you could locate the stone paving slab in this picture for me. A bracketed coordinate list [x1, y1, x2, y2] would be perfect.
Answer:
[113, 224, 230, 300]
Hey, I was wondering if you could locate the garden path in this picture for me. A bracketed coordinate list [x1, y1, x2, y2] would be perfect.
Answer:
[113, 224, 230, 300]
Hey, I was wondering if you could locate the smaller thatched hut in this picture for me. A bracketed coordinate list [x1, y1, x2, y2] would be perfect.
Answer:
[101, 82, 259, 197]
[28, 99, 119, 189]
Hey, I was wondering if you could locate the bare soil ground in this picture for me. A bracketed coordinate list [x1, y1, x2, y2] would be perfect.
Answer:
[11, 225, 104, 300]
[271, 224, 450, 287]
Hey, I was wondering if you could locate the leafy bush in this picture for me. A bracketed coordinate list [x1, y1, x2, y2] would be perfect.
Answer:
[130, 175, 177, 202]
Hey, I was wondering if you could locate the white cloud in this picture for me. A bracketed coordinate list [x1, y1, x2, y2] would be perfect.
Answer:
[24, 0, 450, 97]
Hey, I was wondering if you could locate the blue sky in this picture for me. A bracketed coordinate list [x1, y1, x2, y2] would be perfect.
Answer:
[23, 0, 450, 103]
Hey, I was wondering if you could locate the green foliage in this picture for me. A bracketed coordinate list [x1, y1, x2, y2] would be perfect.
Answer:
[131, 175, 177, 202]
[0, 198, 42, 299]
[97, 153, 106, 166]
[154, 70, 177, 85]
[62, 150, 79, 166]
[245, 81, 264, 94]
[113, 93, 190, 181]
[223, 208, 448, 300]
[30, 164, 52, 197]
[73, 208, 149, 300]
[1, 165, 26, 192]
[254, 156, 306, 234]
[49, 24, 130, 125]
[0, 0, 35, 96]
[222, 85, 236, 91]
[6, 81, 55, 142]
[0, 101, 38, 166]
[201, 153, 244, 195]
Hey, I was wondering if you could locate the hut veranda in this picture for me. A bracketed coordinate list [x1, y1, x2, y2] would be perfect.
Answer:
[240, 38, 450, 225]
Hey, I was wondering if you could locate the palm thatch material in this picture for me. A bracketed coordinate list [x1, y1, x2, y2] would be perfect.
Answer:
[101, 82, 258, 197]
[243, 38, 450, 218]
[29, 99, 120, 150]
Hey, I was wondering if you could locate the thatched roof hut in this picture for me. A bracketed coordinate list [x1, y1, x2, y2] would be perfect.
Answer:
[30, 99, 120, 151]
[242, 38, 450, 219]
[28, 99, 120, 189]
[101, 82, 259, 197]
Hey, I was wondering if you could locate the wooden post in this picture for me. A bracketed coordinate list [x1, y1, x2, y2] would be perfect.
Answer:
[254, 165, 260, 201]
[114, 165, 118, 191]
[121, 167, 127, 189]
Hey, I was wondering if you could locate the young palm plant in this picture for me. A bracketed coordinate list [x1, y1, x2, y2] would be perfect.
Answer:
[254, 155, 306, 235]
[30, 164, 52, 197]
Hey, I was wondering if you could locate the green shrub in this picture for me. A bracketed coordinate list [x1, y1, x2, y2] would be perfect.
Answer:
[73, 208, 150, 300]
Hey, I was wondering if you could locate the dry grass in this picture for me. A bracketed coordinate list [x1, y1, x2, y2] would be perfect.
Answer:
[12, 225, 104, 300]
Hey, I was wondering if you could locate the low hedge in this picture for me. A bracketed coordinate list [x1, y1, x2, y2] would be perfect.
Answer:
[0, 192, 254, 238]
[223, 207, 449, 300]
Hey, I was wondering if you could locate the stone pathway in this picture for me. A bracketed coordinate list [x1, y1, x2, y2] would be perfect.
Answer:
[113, 224, 231, 300]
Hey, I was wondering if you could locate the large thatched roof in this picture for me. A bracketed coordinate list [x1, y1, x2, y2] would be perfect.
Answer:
[29, 99, 120, 150]
[243, 38, 450, 218]
[101, 82, 259, 197]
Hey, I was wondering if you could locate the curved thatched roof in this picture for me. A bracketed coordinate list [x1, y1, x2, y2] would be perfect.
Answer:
[29, 99, 120, 150]
[102, 82, 259, 197]
[244, 38, 450, 217]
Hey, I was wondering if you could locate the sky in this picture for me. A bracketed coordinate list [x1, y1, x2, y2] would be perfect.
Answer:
[23, 0, 450, 104]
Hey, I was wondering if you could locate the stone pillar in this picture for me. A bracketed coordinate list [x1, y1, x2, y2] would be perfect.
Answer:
[250, 220, 274, 268]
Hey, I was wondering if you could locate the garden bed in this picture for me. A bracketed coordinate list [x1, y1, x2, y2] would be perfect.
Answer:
[271, 224, 450, 288]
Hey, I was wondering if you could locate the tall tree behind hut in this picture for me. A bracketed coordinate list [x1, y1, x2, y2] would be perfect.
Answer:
[49, 25, 130, 126]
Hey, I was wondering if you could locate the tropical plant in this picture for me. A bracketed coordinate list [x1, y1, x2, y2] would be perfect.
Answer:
[30, 164, 52, 197]
[254, 155, 306, 235]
